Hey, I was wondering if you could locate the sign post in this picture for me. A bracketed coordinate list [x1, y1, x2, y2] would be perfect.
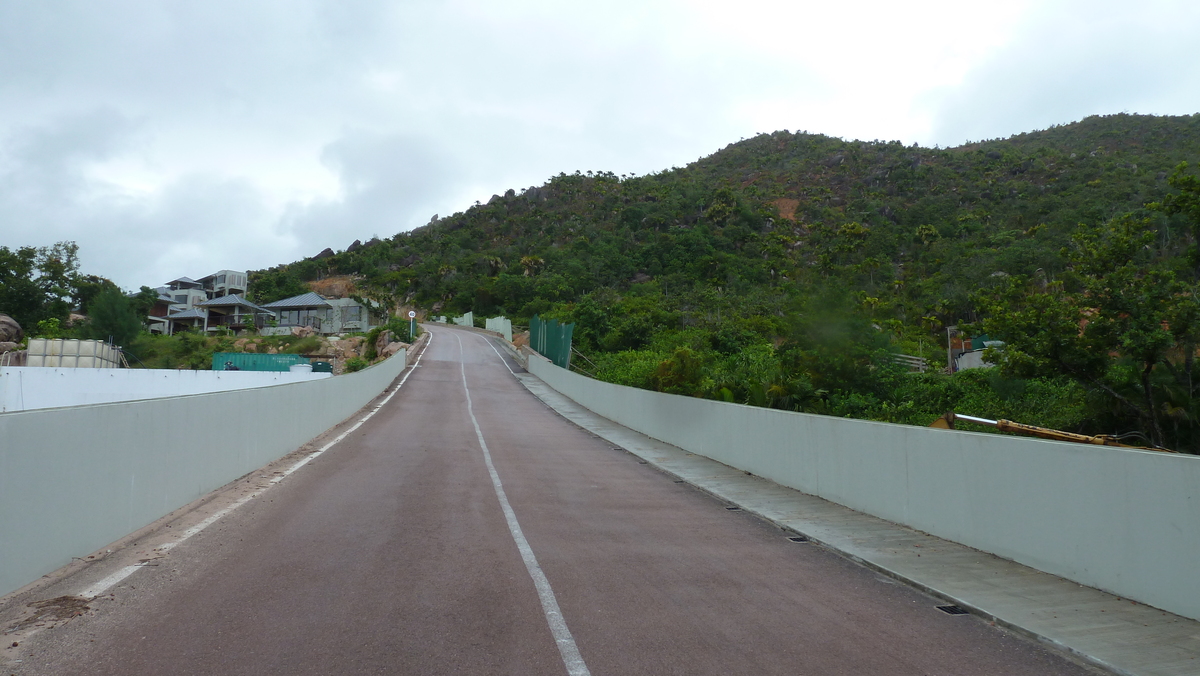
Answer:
[408, 310, 417, 340]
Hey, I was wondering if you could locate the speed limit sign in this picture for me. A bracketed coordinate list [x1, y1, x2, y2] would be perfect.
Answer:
[408, 310, 416, 318]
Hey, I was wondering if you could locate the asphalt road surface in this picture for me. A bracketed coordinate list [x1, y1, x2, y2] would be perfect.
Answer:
[5, 325, 1097, 675]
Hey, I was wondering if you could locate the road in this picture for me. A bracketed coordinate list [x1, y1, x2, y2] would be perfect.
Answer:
[4, 325, 1096, 675]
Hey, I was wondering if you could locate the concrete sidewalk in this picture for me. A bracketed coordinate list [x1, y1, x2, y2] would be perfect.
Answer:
[515, 372, 1200, 676]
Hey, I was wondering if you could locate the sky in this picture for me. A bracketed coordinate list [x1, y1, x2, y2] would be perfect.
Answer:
[3, 0, 1200, 290]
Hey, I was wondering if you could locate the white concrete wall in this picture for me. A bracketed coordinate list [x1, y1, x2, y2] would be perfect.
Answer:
[485, 316, 513, 342]
[0, 350, 405, 598]
[0, 367, 332, 413]
[527, 355, 1200, 622]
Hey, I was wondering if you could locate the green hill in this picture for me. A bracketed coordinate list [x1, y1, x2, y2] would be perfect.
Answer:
[251, 113, 1200, 452]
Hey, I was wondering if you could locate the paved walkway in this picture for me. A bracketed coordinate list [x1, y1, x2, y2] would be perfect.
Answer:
[511, 362, 1200, 676]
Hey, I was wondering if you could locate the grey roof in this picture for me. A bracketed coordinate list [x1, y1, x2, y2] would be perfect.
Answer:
[168, 308, 207, 319]
[167, 276, 201, 287]
[198, 294, 271, 312]
[261, 292, 332, 309]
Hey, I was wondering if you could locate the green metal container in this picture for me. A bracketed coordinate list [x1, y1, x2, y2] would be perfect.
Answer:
[211, 352, 308, 372]
[311, 361, 333, 373]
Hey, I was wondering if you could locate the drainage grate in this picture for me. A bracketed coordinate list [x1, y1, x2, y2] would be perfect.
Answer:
[725, 506, 741, 511]
[937, 605, 969, 615]
[673, 480, 686, 483]
[787, 536, 809, 543]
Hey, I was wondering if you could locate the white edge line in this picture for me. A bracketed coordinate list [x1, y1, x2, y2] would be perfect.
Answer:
[455, 332, 591, 676]
[477, 336, 516, 379]
[79, 337, 434, 599]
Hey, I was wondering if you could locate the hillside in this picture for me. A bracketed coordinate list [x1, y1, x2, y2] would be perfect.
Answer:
[249, 113, 1200, 452]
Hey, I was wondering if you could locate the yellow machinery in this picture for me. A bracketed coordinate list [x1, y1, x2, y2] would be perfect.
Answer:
[929, 412, 1177, 453]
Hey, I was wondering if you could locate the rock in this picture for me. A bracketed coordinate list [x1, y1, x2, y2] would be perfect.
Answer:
[430, 214, 438, 223]
[312, 247, 335, 260]
[290, 325, 315, 337]
[504, 188, 515, 199]
[380, 341, 406, 358]
[375, 329, 392, 357]
[0, 314, 23, 342]
[0, 341, 17, 353]
[346, 239, 363, 253]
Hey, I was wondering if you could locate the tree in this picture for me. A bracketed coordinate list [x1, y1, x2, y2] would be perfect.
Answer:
[0, 241, 81, 330]
[976, 217, 1192, 449]
[73, 274, 121, 315]
[1150, 162, 1200, 275]
[86, 286, 142, 348]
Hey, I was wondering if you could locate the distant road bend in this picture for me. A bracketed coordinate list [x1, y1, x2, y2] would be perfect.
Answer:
[8, 324, 1093, 675]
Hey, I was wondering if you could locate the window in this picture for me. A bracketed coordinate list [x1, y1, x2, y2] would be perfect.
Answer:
[174, 294, 188, 304]
[344, 306, 362, 323]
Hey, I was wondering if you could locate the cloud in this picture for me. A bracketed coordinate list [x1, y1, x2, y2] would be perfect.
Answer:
[926, 0, 1200, 145]
[282, 130, 466, 251]
[1, 0, 1199, 290]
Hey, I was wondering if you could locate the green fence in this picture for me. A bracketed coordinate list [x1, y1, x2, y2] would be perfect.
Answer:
[211, 352, 308, 372]
[529, 315, 574, 369]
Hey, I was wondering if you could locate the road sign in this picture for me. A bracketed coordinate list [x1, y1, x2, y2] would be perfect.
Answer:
[408, 311, 416, 318]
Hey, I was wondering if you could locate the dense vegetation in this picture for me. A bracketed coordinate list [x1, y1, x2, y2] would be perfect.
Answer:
[247, 114, 1200, 451]
[8, 113, 1200, 451]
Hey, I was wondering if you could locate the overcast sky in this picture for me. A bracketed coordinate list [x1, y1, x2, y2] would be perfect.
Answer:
[3, 0, 1199, 290]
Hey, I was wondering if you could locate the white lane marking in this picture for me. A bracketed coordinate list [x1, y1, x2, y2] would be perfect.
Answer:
[455, 332, 591, 676]
[479, 333, 517, 376]
[79, 566, 142, 598]
[79, 339, 434, 599]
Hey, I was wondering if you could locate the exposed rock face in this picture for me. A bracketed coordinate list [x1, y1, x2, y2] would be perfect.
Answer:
[312, 247, 335, 260]
[0, 341, 18, 353]
[0, 314, 23, 342]
[346, 239, 363, 253]
[374, 329, 392, 357]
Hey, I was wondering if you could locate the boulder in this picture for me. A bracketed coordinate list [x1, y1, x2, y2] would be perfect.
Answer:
[291, 325, 315, 337]
[375, 329, 392, 357]
[0, 341, 17, 353]
[380, 341, 406, 358]
[347, 239, 363, 253]
[312, 247, 335, 260]
[0, 314, 23, 342]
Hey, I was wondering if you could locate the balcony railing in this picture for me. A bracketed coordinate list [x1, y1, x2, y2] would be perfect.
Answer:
[207, 313, 268, 329]
[275, 315, 323, 330]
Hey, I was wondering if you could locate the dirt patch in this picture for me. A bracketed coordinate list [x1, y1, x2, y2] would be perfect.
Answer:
[771, 198, 799, 222]
[307, 275, 358, 298]
[5, 596, 91, 633]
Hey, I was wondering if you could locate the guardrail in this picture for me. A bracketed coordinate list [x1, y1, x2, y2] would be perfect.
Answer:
[525, 353, 1200, 622]
[0, 350, 407, 598]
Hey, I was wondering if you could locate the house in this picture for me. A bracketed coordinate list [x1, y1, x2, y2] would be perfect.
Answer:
[197, 294, 274, 333]
[261, 292, 382, 335]
[143, 291, 180, 335]
[160, 277, 208, 310]
[144, 269, 252, 335]
[197, 270, 248, 299]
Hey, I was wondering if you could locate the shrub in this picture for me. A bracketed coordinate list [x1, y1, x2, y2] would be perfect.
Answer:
[344, 356, 368, 373]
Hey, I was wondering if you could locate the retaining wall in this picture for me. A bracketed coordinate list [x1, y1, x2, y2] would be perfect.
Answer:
[527, 355, 1200, 622]
[0, 367, 330, 413]
[0, 350, 406, 598]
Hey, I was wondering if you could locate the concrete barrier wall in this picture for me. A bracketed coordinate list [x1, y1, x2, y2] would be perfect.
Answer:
[0, 350, 406, 598]
[527, 356, 1200, 621]
[0, 367, 331, 413]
